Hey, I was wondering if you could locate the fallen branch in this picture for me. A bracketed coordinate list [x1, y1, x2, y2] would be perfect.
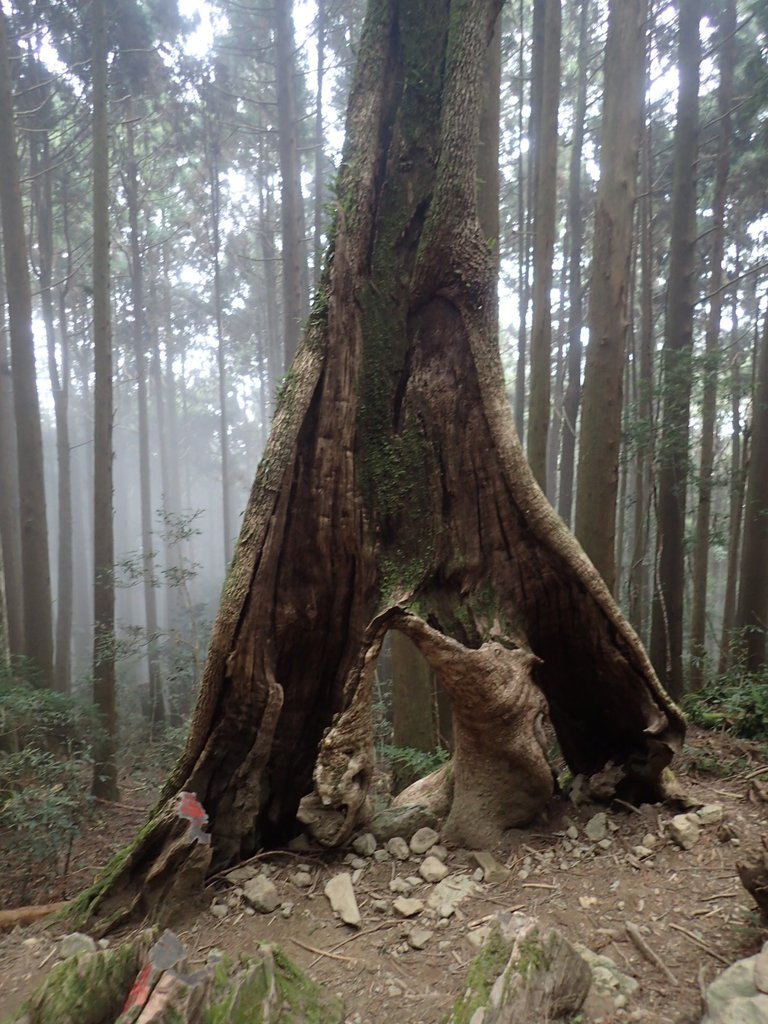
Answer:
[668, 922, 731, 965]
[625, 921, 678, 985]
[0, 901, 69, 933]
[291, 937, 358, 964]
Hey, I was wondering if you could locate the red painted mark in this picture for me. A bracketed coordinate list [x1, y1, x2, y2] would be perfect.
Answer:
[121, 961, 153, 1013]
[178, 791, 211, 845]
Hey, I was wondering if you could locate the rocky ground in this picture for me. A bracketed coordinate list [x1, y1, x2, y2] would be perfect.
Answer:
[0, 727, 767, 1023]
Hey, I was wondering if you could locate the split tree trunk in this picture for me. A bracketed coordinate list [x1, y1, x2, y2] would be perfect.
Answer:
[79, 0, 684, 933]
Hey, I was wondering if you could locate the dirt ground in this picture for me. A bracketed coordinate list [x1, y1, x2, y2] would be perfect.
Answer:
[1, 726, 767, 1024]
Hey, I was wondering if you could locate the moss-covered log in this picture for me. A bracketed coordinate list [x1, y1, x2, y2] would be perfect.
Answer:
[77, 0, 683, 930]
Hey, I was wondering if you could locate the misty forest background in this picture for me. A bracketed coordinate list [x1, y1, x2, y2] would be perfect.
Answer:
[0, 0, 767, 836]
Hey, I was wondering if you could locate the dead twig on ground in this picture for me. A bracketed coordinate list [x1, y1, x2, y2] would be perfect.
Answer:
[668, 922, 731, 965]
[626, 921, 678, 985]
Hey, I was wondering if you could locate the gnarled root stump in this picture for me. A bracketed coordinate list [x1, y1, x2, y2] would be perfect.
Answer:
[300, 608, 553, 849]
[738, 839, 768, 919]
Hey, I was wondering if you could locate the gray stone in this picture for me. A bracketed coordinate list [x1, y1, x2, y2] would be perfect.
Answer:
[410, 827, 439, 855]
[575, 944, 639, 997]
[243, 874, 281, 913]
[585, 812, 608, 842]
[386, 836, 411, 860]
[59, 933, 97, 959]
[281, 902, 294, 918]
[408, 926, 433, 950]
[352, 832, 378, 857]
[389, 877, 412, 894]
[702, 943, 768, 1024]
[369, 805, 439, 842]
[420, 855, 449, 883]
[472, 851, 511, 885]
[224, 864, 260, 884]
[427, 873, 477, 912]
[291, 870, 313, 888]
[695, 804, 724, 826]
[431, 844, 449, 862]
[324, 872, 361, 928]
[372, 899, 389, 913]
[669, 813, 700, 850]
[373, 849, 390, 863]
[393, 897, 424, 917]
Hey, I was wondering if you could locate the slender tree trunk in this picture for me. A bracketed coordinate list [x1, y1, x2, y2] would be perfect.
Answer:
[689, 0, 735, 689]
[735, 312, 768, 672]
[0, 8, 54, 687]
[628, 109, 655, 641]
[719, 285, 746, 673]
[575, 0, 647, 594]
[274, 0, 309, 369]
[91, 0, 119, 801]
[526, 0, 560, 488]
[650, 0, 701, 698]
[125, 118, 165, 730]
[0, 243, 23, 658]
[558, 0, 590, 527]
[313, 0, 327, 286]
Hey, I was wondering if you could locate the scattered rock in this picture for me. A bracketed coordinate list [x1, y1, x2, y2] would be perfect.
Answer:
[585, 812, 608, 842]
[701, 941, 768, 1023]
[210, 903, 228, 919]
[281, 902, 294, 918]
[372, 899, 389, 913]
[393, 897, 424, 918]
[575, 944, 639, 998]
[389, 877, 412, 894]
[407, 926, 433, 950]
[669, 813, 700, 850]
[352, 832, 377, 857]
[406, 875, 422, 887]
[386, 837, 411, 861]
[324, 873, 361, 928]
[243, 874, 281, 913]
[695, 804, 724, 826]
[373, 849, 390, 863]
[369, 805, 438, 842]
[224, 864, 260, 885]
[291, 870, 313, 888]
[431, 844, 449, 862]
[410, 827, 439, 855]
[420, 856, 449, 883]
[59, 933, 98, 960]
[472, 851, 511, 884]
[566, 825, 579, 840]
[427, 873, 477, 912]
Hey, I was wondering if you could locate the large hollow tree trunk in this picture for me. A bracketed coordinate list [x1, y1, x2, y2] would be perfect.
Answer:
[78, 0, 684, 934]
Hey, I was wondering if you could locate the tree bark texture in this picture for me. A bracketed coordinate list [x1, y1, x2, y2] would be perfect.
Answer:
[735, 312, 768, 672]
[526, 0, 561, 489]
[689, 0, 735, 689]
[575, 0, 647, 595]
[0, 8, 54, 688]
[79, 0, 683, 933]
[91, 0, 119, 801]
[650, 0, 701, 698]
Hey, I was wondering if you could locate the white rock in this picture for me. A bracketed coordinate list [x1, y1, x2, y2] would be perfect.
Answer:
[281, 902, 294, 918]
[472, 851, 510, 884]
[387, 837, 411, 860]
[420, 856, 449, 883]
[408, 926, 433, 950]
[291, 870, 313, 887]
[373, 849, 390, 863]
[695, 804, 724, 826]
[210, 903, 228, 919]
[224, 865, 259, 885]
[372, 899, 388, 913]
[585, 812, 608, 842]
[390, 877, 412, 894]
[669, 813, 700, 850]
[431, 845, 449, 862]
[324, 872, 361, 928]
[427, 873, 477, 912]
[352, 832, 377, 856]
[410, 827, 439, 855]
[243, 874, 281, 913]
[393, 897, 424, 917]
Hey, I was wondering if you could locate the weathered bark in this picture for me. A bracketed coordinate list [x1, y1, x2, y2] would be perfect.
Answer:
[689, 0, 735, 689]
[79, 0, 683, 931]
[0, 8, 54, 687]
[574, 0, 647, 594]
[650, 0, 701, 698]
[91, 0, 119, 801]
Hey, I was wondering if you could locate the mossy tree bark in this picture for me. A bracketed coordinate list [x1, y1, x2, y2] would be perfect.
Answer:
[80, 0, 684, 932]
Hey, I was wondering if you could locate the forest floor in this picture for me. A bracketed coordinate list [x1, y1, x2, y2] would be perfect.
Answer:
[0, 726, 767, 1023]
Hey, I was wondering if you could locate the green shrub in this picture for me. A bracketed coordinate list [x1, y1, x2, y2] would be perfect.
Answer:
[684, 666, 768, 740]
[383, 744, 450, 792]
